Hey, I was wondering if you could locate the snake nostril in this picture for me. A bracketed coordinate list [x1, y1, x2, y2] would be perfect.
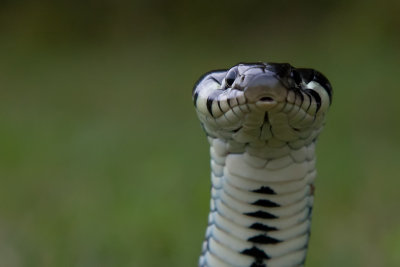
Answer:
[226, 78, 235, 87]
[225, 67, 238, 88]
[259, 96, 274, 102]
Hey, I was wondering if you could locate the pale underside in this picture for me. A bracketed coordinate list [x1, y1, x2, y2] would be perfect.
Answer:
[199, 138, 316, 267]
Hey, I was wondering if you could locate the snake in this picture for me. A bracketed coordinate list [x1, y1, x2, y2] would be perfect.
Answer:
[192, 62, 332, 267]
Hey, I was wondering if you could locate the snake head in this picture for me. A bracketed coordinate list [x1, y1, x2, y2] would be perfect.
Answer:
[193, 62, 332, 147]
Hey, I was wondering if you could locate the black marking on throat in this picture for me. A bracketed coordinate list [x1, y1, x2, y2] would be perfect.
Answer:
[241, 246, 270, 260]
[304, 93, 312, 112]
[305, 89, 322, 112]
[227, 97, 233, 108]
[248, 235, 281, 244]
[250, 262, 266, 267]
[252, 199, 280, 207]
[232, 126, 242, 133]
[249, 223, 278, 231]
[206, 98, 213, 115]
[263, 112, 269, 123]
[217, 100, 223, 115]
[252, 186, 276, 194]
[296, 90, 304, 103]
[244, 211, 277, 219]
[206, 90, 224, 115]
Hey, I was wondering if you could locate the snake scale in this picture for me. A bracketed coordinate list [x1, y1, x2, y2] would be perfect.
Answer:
[192, 62, 332, 267]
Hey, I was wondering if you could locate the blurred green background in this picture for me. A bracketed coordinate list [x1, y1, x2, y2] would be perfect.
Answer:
[1, 0, 399, 266]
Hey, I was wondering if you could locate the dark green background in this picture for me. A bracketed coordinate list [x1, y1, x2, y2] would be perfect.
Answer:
[1, 0, 399, 266]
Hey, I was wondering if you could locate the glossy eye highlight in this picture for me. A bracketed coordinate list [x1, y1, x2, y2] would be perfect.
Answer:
[290, 69, 302, 86]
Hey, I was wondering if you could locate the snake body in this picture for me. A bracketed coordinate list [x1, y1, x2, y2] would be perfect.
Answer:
[192, 63, 332, 267]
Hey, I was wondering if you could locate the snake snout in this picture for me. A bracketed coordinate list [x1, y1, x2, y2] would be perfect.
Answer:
[243, 74, 287, 105]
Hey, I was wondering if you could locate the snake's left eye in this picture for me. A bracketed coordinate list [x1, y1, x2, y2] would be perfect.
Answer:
[290, 69, 302, 86]
[225, 69, 237, 87]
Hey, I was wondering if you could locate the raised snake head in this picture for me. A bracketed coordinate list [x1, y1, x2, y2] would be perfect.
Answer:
[193, 62, 332, 148]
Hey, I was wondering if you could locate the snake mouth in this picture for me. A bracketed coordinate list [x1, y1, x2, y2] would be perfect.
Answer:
[242, 74, 288, 109]
[259, 96, 274, 102]
[256, 96, 278, 109]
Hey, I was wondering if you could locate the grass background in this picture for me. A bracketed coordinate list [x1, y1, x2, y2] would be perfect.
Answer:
[0, 0, 399, 266]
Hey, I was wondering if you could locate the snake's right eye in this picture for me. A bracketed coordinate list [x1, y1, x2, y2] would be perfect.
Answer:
[225, 69, 237, 88]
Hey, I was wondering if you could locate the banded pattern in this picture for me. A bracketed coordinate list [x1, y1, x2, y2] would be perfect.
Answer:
[193, 63, 332, 267]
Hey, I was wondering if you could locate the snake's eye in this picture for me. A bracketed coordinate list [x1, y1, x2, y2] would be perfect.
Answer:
[291, 69, 302, 86]
[225, 69, 237, 87]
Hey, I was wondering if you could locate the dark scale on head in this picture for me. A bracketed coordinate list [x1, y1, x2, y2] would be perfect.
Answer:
[290, 68, 302, 86]
[209, 76, 221, 84]
[297, 68, 315, 83]
[265, 63, 291, 78]
[297, 68, 332, 104]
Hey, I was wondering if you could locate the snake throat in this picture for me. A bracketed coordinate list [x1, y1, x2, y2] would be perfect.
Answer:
[193, 62, 332, 267]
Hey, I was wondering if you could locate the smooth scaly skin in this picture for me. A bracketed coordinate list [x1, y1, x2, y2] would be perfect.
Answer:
[193, 63, 332, 267]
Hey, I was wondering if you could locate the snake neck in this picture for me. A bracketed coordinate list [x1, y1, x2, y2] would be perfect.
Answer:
[199, 137, 317, 267]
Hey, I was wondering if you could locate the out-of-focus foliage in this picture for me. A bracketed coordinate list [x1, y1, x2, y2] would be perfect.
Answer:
[0, 0, 399, 266]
